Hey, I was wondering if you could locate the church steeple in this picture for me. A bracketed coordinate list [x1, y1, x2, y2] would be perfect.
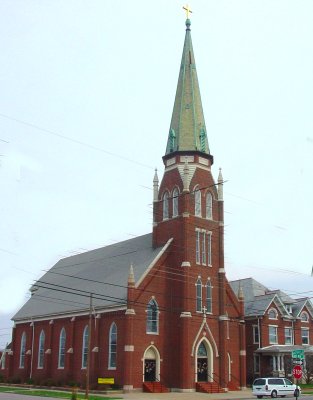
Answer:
[165, 17, 210, 156]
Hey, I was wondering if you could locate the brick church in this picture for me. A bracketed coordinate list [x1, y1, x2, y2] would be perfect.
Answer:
[3, 17, 247, 392]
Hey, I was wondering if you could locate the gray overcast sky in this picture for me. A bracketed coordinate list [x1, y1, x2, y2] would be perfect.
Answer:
[0, 0, 313, 348]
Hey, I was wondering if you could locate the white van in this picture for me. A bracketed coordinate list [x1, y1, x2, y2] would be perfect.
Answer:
[252, 377, 301, 398]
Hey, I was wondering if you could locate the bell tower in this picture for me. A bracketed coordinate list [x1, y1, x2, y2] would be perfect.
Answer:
[152, 15, 230, 390]
[152, 16, 222, 259]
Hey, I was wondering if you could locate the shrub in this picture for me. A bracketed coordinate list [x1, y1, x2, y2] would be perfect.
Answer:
[68, 381, 80, 387]
[9, 376, 21, 384]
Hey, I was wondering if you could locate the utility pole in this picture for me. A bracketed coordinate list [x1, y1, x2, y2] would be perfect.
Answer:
[85, 293, 92, 399]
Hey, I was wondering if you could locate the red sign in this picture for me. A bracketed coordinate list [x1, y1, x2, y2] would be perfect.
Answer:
[293, 365, 302, 379]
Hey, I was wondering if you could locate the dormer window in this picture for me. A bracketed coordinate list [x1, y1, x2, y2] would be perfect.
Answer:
[300, 311, 309, 322]
[268, 308, 278, 320]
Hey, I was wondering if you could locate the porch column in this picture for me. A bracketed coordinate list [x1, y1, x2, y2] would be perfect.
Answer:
[277, 355, 281, 371]
[272, 356, 276, 371]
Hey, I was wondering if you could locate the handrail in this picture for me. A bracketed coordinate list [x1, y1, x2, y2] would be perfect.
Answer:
[207, 371, 220, 386]
[156, 374, 170, 389]
[229, 373, 240, 383]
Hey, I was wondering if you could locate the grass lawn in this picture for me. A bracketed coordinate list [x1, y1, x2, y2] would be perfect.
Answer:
[0, 386, 122, 399]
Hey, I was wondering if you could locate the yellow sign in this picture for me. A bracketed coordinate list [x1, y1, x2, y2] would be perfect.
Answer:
[98, 377, 114, 385]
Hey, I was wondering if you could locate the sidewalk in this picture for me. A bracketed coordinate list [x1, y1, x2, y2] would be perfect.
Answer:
[121, 389, 254, 400]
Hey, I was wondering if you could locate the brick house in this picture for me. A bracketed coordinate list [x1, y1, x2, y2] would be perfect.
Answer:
[230, 278, 313, 384]
[3, 18, 246, 392]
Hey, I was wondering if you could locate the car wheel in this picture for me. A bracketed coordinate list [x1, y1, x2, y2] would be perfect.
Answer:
[257, 396, 263, 399]
[294, 389, 300, 397]
[271, 390, 277, 398]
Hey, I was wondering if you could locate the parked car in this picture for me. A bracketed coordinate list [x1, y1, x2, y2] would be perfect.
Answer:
[252, 377, 301, 398]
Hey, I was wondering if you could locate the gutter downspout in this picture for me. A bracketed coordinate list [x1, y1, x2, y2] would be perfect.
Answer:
[258, 317, 261, 348]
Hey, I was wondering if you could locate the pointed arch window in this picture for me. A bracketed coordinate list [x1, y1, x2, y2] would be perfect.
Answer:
[197, 342, 207, 356]
[172, 188, 179, 217]
[58, 328, 66, 369]
[147, 298, 159, 334]
[196, 278, 202, 312]
[206, 192, 213, 219]
[82, 325, 89, 369]
[19, 332, 26, 368]
[37, 330, 45, 368]
[163, 192, 169, 220]
[108, 322, 117, 369]
[206, 280, 212, 313]
[195, 188, 201, 217]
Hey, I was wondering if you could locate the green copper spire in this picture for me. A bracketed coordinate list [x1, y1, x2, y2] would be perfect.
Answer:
[165, 18, 210, 155]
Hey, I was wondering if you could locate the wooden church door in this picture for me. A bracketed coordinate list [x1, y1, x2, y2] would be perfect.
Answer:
[144, 359, 156, 381]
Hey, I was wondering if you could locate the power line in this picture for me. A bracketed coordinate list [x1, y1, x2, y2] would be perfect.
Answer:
[0, 112, 153, 170]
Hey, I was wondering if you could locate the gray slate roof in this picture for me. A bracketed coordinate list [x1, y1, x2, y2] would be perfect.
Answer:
[230, 278, 268, 304]
[13, 233, 166, 322]
[229, 278, 308, 318]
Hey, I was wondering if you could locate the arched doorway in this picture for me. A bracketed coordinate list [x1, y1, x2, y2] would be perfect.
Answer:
[196, 340, 212, 382]
[143, 346, 160, 382]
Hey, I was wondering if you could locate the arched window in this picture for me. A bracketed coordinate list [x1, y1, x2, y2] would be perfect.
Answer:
[206, 280, 212, 313]
[163, 192, 169, 220]
[108, 323, 117, 369]
[196, 278, 202, 312]
[206, 192, 213, 219]
[301, 311, 309, 322]
[37, 330, 45, 368]
[19, 332, 26, 368]
[58, 328, 66, 368]
[268, 308, 278, 320]
[195, 187, 201, 217]
[172, 188, 179, 217]
[147, 298, 159, 334]
[82, 325, 89, 369]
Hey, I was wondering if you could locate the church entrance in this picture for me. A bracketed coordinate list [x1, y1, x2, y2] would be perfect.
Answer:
[197, 341, 210, 382]
[144, 359, 156, 381]
[143, 346, 160, 382]
[197, 358, 208, 381]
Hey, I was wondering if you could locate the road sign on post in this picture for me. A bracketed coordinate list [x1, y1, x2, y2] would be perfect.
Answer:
[292, 349, 304, 360]
[293, 365, 302, 379]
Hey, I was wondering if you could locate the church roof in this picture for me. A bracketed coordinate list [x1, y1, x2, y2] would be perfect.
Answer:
[165, 18, 210, 156]
[13, 233, 166, 322]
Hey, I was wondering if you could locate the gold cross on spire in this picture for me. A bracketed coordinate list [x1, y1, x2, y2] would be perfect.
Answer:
[183, 4, 192, 19]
